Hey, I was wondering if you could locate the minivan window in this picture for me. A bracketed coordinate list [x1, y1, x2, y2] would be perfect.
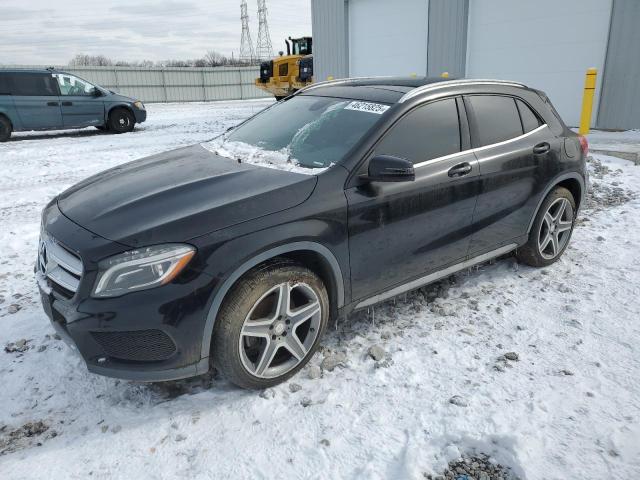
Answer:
[53, 74, 96, 96]
[0, 74, 11, 95]
[467, 95, 522, 147]
[374, 98, 460, 164]
[516, 99, 542, 133]
[11, 73, 58, 96]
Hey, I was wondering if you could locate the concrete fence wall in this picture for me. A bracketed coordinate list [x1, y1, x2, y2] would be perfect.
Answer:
[0, 65, 271, 103]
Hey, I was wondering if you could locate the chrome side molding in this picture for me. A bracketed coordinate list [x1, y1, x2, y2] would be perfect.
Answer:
[354, 243, 518, 309]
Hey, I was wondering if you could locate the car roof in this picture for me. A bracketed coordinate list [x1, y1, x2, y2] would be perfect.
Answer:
[0, 68, 63, 75]
[299, 76, 528, 104]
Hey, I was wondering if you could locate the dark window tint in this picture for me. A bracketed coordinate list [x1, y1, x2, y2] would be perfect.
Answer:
[516, 99, 542, 133]
[375, 99, 460, 164]
[11, 73, 57, 96]
[467, 96, 523, 147]
[0, 74, 12, 95]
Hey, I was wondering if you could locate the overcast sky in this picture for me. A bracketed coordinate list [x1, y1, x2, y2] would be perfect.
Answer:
[0, 0, 311, 65]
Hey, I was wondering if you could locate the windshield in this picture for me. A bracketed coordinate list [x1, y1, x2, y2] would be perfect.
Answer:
[205, 95, 389, 173]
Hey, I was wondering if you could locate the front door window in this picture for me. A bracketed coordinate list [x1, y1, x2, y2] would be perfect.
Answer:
[53, 74, 95, 96]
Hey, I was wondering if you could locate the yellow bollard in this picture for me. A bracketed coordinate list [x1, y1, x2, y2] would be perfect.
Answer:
[579, 68, 597, 135]
[441, 72, 450, 78]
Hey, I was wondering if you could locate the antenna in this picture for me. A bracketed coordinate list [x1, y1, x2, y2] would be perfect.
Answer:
[255, 0, 274, 60]
[240, 0, 255, 63]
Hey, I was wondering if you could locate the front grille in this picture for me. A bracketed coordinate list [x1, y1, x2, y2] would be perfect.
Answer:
[39, 232, 83, 299]
[91, 330, 177, 362]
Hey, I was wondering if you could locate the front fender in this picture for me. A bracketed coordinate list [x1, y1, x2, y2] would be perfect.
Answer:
[198, 240, 345, 359]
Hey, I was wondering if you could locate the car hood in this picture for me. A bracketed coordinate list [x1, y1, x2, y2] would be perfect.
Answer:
[57, 144, 317, 246]
[103, 91, 137, 103]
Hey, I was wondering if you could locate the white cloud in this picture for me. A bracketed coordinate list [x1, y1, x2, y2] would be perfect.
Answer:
[0, 0, 311, 64]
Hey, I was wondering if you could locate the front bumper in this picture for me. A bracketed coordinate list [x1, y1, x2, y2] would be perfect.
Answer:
[133, 108, 147, 124]
[37, 203, 213, 382]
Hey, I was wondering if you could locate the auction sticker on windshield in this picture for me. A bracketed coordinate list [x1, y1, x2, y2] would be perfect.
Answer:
[344, 101, 390, 115]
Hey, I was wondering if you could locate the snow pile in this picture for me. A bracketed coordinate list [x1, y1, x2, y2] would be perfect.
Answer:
[0, 106, 639, 479]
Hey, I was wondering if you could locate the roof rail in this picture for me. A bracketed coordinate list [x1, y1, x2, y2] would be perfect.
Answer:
[293, 76, 399, 96]
[399, 79, 527, 103]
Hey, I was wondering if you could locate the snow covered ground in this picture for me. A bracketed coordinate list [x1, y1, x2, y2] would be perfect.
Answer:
[0, 102, 639, 479]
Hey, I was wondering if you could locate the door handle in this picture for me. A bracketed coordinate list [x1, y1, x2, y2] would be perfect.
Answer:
[447, 162, 472, 178]
[61, 101, 73, 106]
[533, 142, 550, 155]
[47, 102, 59, 107]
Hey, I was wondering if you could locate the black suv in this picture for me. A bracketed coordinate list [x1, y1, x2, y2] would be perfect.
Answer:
[37, 77, 587, 389]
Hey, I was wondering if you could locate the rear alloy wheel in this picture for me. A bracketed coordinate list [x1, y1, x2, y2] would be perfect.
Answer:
[0, 116, 12, 142]
[517, 186, 576, 267]
[107, 108, 135, 133]
[212, 260, 329, 389]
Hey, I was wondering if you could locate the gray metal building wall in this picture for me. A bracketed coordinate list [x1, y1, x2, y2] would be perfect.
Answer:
[427, 0, 468, 78]
[311, 0, 349, 81]
[0, 65, 269, 103]
[597, 0, 640, 130]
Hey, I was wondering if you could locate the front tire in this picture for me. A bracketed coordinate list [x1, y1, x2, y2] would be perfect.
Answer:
[212, 259, 329, 389]
[0, 116, 12, 142]
[517, 186, 576, 267]
[107, 108, 135, 133]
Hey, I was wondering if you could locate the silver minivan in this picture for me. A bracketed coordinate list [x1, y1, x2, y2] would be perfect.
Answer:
[0, 69, 146, 141]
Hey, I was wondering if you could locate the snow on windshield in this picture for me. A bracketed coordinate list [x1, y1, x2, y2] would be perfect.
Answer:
[201, 100, 352, 175]
[203, 138, 324, 175]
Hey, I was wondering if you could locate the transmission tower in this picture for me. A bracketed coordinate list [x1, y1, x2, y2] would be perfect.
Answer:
[255, 0, 274, 60]
[240, 0, 255, 62]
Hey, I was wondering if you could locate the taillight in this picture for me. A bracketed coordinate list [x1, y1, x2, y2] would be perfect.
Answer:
[578, 135, 589, 156]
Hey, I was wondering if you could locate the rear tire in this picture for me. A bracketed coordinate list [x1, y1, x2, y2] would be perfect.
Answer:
[212, 259, 329, 389]
[0, 116, 12, 142]
[516, 186, 576, 267]
[107, 108, 135, 133]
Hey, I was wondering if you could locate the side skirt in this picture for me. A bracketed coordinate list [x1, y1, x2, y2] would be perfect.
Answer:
[354, 243, 518, 310]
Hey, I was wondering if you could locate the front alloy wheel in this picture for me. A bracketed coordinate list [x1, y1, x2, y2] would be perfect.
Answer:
[239, 282, 322, 378]
[212, 260, 329, 389]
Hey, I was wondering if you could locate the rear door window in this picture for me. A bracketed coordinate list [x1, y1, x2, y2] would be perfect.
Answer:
[11, 73, 58, 96]
[466, 95, 523, 147]
[374, 98, 461, 164]
[516, 99, 542, 133]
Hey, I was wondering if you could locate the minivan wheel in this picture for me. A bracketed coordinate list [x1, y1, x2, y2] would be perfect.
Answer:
[108, 108, 135, 133]
[212, 259, 329, 389]
[0, 116, 12, 142]
[517, 186, 576, 267]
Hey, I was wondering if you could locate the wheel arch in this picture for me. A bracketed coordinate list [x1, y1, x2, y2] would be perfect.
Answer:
[107, 104, 135, 121]
[0, 112, 13, 129]
[199, 241, 345, 359]
[527, 172, 585, 234]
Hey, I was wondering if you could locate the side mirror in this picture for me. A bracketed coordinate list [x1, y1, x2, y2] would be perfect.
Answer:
[91, 87, 103, 97]
[364, 155, 415, 182]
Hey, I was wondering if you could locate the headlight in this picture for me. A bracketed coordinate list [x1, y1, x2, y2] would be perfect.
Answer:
[93, 244, 195, 298]
[133, 101, 145, 110]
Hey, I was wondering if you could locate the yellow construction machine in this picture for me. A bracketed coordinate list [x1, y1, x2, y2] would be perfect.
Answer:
[255, 37, 313, 100]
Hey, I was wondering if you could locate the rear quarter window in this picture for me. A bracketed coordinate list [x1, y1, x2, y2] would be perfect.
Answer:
[466, 95, 523, 148]
[516, 99, 542, 133]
